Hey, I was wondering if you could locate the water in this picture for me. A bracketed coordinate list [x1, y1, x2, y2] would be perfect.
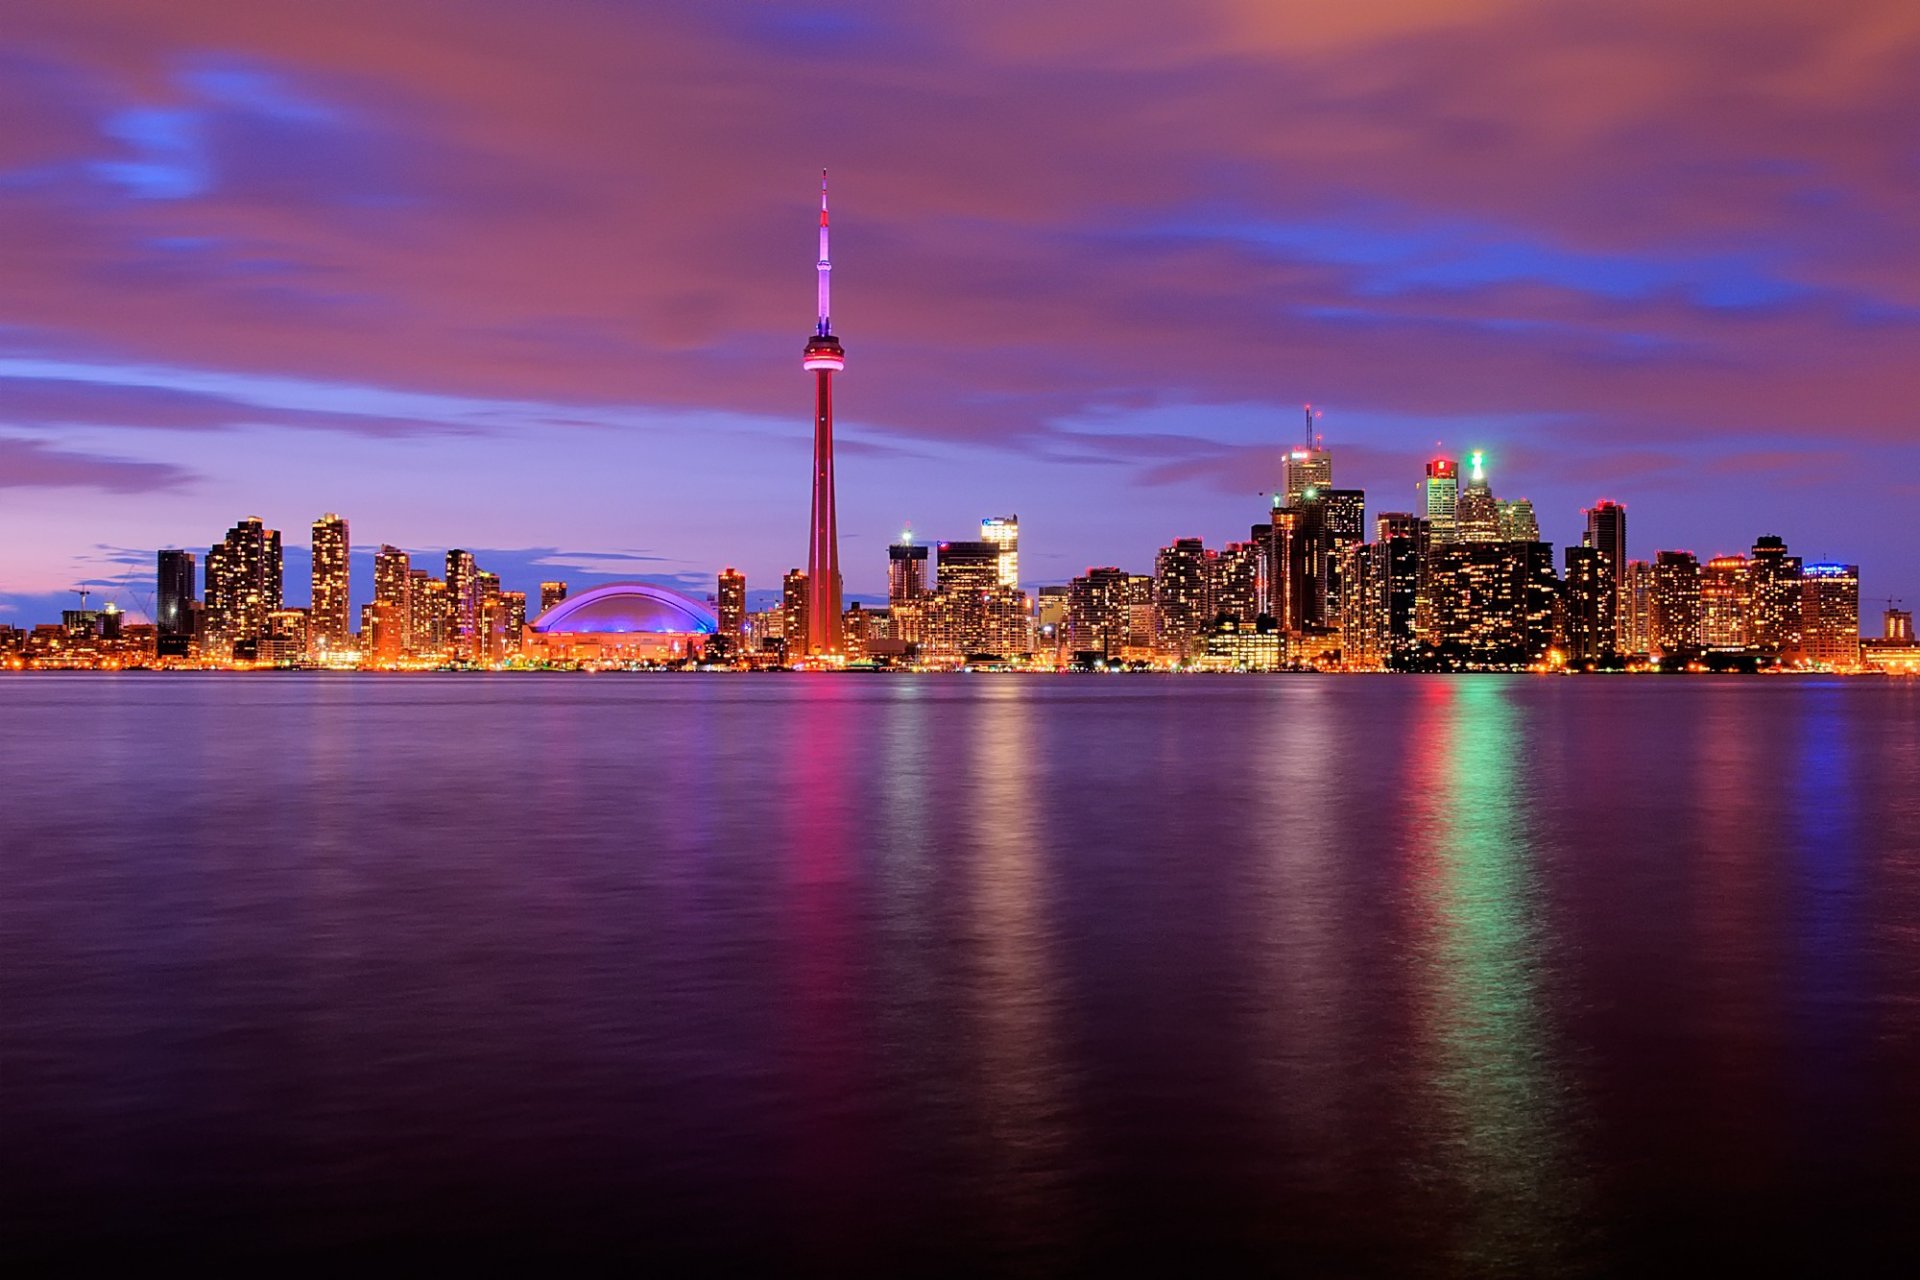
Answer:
[3, 673, 1918, 1271]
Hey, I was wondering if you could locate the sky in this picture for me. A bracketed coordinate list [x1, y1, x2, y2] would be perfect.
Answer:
[2, 0, 1917, 624]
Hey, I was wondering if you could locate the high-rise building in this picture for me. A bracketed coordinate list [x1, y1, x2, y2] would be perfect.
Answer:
[446, 550, 479, 661]
[262, 608, 310, 665]
[1700, 555, 1752, 650]
[1283, 446, 1332, 507]
[926, 541, 1024, 658]
[1259, 502, 1318, 633]
[156, 550, 196, 656]
[371, 545, 412, 662]
[714, 569, 747, 661]
[499, 590, 527, 656]
[1498, 498, 1539, 543]
[1423, 458, 1459, 543]
[1067, 567, 1131, 660]
[936, 541, 1000, 595]
[1748, 535, 1803, 657]
[980, 516, 1019, 589]
[1153, 538, 1212, 661]
[1583, 500, 1628, 646]
[409, 570, 445, 658]
[476, 570, 504, 662]
[540, 581, 569, 615]
[888, 537, 929, 606]
[1455, 451, 1502, 543]
[1798, 564, 1860, 668]
[205, 517, 283, 657]
[1429, 540, 1558, 666]
[1210, 540, 1262, 625]
[1035, 585, 1070, 656]
[1648, 551, 1704, 659]
[801, 172, 845, 656]
[1311, 488, 1366, 621]
[1562, 546, 1617, 663]
[782, 569, 810, 658]
[310, 513, 351, 655]
[1620, 560, 1654, 656]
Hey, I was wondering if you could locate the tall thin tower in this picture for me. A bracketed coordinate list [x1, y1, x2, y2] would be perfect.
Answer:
[802, 170, 845, 655]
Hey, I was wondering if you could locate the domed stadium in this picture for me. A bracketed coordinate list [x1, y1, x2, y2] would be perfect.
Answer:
[522, 582, 716, 663]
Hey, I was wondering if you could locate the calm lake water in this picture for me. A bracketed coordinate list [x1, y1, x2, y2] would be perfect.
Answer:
[4, 673, 1919, 1271]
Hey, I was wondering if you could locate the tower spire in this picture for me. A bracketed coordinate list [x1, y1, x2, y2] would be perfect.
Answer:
[817, 169, 831, 338]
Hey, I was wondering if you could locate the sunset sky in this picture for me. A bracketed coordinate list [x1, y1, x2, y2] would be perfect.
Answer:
[3, 0, 1916, 622]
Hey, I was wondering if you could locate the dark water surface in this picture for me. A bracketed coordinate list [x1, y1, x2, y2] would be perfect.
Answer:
[4, 673, 1919, 1271]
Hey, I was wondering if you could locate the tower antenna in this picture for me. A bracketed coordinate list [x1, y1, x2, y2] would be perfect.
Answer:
[816, 169, 831, 338]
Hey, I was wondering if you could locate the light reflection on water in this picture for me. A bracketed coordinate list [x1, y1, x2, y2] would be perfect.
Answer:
[3, 673, 1919, 1270]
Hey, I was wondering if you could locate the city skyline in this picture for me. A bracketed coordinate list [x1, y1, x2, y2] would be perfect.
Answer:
[3, 3, 1917, 624]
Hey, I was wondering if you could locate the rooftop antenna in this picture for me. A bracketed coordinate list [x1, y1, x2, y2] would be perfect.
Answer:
[816, 168, 831, 339]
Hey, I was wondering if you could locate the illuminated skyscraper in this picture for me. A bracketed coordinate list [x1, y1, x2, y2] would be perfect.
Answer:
[1282, 405, 1332, 506]
[371, 545, 411, 662]
[1582, 500, 1627, 649]
[1798, 564, 1860, 668]
[1423, 458, 1459, 543]
[782, 569, 810, 659]
[499, 591, 527, 656]
[1310, 488, 1366, 620]
[540, 581, 569, 615]
[888, 536, 929, 606]
[1261, 502, 1317, 633]
[1429, 540, 1558, 666]
[1210, 541, 1262, 625]
[205, 517, 283, 658]
[1748, 535, 1803, 657]
[476, 569, 503, 662]
[714, 568, 747, 660]
[1455, 451, 1501, 542]
[980, 516, 1019, 589]
[1153, 537, 1212, 661]
[446, 550, 479, 661]
[408, 569, 443, 657]
[1498, 498, 1539, 543]
[801, 171, 845, 656]
[1562, 546, 1616, 662]
[310, 513, 351, 655]
[156, 549, 196, 656]
[1067, 567, 1132, 660]
[1649, 551, 1704, 659]
[1700, 555, 1752, 650]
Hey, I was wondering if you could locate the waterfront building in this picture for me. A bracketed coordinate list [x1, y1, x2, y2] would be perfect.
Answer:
[1862, 608, 1919, 673]
[1748, 535, 1803, 657]
[711, 568, 746, 661]
[499, 591, 527, 657]
[445, 550, 479, 661]
[523, 583, 716, 664]
[410, 571, 446, 658]
[1205, 617, 1284, 670]
[1067, 567, 1132, 661]
[980, 516, 1019, 589]
[156, 549, 196, 657]
[205, 517, 283, 658]
[1563, 546, 1617, 663]
[1649, 551, 1704, 659]
[1583, 501, 1628, 636]
[1260, 502, 1317, 633]
[1700, 555, 1752, 650]
[888, 537, 930, 606]
[371, 545, 412, 662]
[1798, 564, 1860, 668]
[1153, 538, 1212, 661]
[1620, 560, 1654, 656]
[262, 608, 310, 665]
[1429, 540, 1558, 666]
[1210, 540, 1262, 626]
[540, 581, 569, 615]
[310, 513, 351, 656]
[781, 570, 810, 657]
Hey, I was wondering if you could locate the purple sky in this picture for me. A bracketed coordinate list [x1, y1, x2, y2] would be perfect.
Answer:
[2, 0, 1916, 624]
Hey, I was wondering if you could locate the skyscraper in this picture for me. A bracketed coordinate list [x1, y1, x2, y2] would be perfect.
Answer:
[1798, 564, 1860, 668]
[540, 581, 569, 615]
[1748, 535, 1803, 657]
[1067, 567, 1132, 661]
[156, 550, 196, 656]
[372, 545, 411, 662]
[1498, 498, 1539, 543]
[1423, 458, 1459, 543]
[310, 513, 351, 655]
[205, 517, 282, 657]
[782, 569, 810, 659]
[888, 536, 930, 606]
[1153, 538, 1212, 661]
[1562, 546, 1616, 663]
[1583, 500, 1628, 649]
[446, 550, 479, 661]
[801, 171, 845, 656]
[1455, 451, 1501, 542]
[980, 516, 1019, 589]
[1700, 555, 1751, 650]
[715, 568, 747, 660]
[1649, 551, 1704, 659]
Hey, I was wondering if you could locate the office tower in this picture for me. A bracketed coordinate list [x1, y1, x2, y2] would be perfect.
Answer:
[1260, 501, 1317, 633]
[309, 513, 351, 655]
[539, 581, 569, 615]
[1619, 561, 1653, 655]
[1312, 488, 1366, 620]
[1125, 575, 1157, 653]
[407, 570, 441, 656]
[477, 570, 503, 662]
[1035, 585, 1070, 653]
[1211, 541, 1262, 624]
[371, 545, 412, 662]
[927, 541, 1019, 657]
[1582, 499, 1628, 645]
[205, 517, 283, 657]
[1153, 538, 1212, 661]
[1648, 551, 1704, 658]
[1067, 567, 1132, 660]
[1423, 457, 1459, 543]
[980, 516, 1019, 589]
[714, 569, 747, 660]
[1499, 498, 1539, 543]
[1700, 555, 1752, 650]
[445, 550, 479, 661]
[1563, 546, 1616, 662]
[500, 591, 527, 656]
[1748, 535, 1803, 656]
[1373, 516, 1424, 667]
[156, 550, 196, 656]
[1455, 451, 1501, 543]
[1799, 565, 1860, 668]
[801, 171, 846, 656]
[782, 569, 810, 658]
[1429, 540, 1558, 666]
[936, 541, 999, 595]
[888, 537, 929, 606]
[1283, 447, 1333, 507]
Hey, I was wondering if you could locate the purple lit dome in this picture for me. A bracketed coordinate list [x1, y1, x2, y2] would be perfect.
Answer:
[529, 582, 717, 635]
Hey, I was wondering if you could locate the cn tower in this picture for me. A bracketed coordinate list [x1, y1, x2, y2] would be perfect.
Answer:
[801, 170, 845, 656]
